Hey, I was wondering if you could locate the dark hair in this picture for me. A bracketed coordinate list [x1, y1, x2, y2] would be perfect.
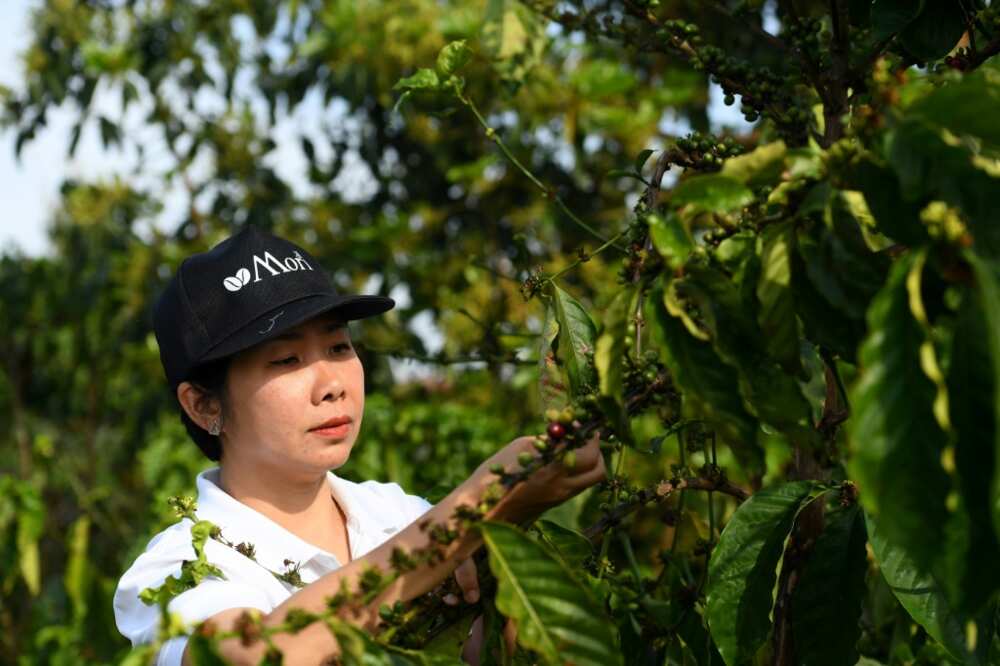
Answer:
[179, 356, 233, 461]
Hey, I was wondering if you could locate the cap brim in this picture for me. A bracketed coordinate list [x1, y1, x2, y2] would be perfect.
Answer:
[197, 293, 394, 364]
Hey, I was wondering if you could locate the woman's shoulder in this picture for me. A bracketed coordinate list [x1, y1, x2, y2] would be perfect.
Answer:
[113, 518, 279, 647]
[331, 475, 434, 526]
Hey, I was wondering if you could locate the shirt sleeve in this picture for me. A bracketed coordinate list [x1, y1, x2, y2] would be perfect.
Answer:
[114, 529, 272, 666]
[387, 481, 435, 523]
[360, 480, 434, 528]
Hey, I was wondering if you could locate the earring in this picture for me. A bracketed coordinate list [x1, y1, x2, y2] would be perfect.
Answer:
[208, 417, 223, 436]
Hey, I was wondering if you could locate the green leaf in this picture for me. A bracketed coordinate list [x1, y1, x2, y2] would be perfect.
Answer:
[64, 514, 91, 620]
[479, 521, 623, 666]
[847, 250, 950, 574]
[14, 483, 43, 596]
[186, 633, 229, 666]
[965, 254, 1000, 544]
[866, 512, 973, 663]
[790, 498, 868, 666]
[941, 279, 1000, 614]
[900, 0, 966, 61]
[908, 69, 1000, 158]
[394, 68, 442, 92]
[422, 613, 477, 661]
[799, 196, 891, 320]
[720, 141, 787, 188]
[328, 616, 465, 665]
[436, 40, 472, 77]
[535, 520, 593, 571]
[606, 169, 649, 186]
[118, 645, 158, 666]
[675, 609, 725, 665]
[790, 241, 866, 363]
[634, 148, 655, 174]
[667, 265, 815, 442]
[594, 287, 637, 446]
[888, 119, 1000, 258]
[481, 0, 543, 86]
[756, 221, 801, 375]
[848, 0, 873, 26]
[871, 0, 924, 40]
[551, 284, 598, 397]
[671, 175, 754, 214]
[706, 481, 820, 665]
[846, 155, 928, 246]
[571, 59, 638, 98]
[651, 287, 762, 471]
[647, 211, 693, 270]
[538, 297, 566, 410]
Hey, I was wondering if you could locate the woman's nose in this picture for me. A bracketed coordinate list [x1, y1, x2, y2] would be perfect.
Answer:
[313, 359, 346, 404]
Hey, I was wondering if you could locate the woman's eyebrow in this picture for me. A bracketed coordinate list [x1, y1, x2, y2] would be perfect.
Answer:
[267, 321, 346, 344]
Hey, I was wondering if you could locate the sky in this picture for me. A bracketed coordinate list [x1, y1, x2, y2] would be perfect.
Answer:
[0, 1, 755, 258]
[0, 0, 62, 256]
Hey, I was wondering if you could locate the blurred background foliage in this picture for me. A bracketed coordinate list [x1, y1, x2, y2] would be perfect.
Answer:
[2, 0, 999, 664]
[0, 0, 708, 660]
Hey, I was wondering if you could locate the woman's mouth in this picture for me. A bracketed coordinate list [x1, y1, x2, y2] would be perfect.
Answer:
[310, 417, 352, 439]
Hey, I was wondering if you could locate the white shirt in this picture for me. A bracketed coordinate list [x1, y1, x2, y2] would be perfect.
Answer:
[113, 467, 433, 666]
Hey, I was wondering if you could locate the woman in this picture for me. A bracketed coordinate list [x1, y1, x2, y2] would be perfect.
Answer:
[113, 225, 606, 665]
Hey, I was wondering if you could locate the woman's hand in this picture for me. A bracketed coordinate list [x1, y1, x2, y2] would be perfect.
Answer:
[481, 430, 606, 525]
[442, 557, 480, 606]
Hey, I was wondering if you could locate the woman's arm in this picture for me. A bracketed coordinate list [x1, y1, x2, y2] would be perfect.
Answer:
[185, 433, 605, 665]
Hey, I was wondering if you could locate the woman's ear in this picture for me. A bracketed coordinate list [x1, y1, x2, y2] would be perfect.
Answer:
[177, 381, 222, 432]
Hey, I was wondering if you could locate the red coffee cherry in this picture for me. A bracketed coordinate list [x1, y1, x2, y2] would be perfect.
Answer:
[547, 422, 566, 440]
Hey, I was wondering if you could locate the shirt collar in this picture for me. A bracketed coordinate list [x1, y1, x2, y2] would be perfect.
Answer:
[194, 467, 362, 575]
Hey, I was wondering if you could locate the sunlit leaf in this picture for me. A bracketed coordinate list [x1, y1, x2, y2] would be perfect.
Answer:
[480, 521, 623, 666]
[706, 481, 821, 665]
[647, 212, 693, 271]
[551, 284, 598, 397]
[847, 250, 949, 573]
[436, 41, 472, 77]
[671, 175, 754, 214]
[866, 512, 974, 663]
[756, 221, 800, 374]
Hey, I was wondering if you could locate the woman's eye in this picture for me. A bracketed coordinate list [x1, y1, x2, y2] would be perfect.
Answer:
[271, 356, 298, 366]
[331, 343, 352, 354]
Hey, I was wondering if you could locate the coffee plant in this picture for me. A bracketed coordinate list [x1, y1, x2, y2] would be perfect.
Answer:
[3, 0, 1000, 664]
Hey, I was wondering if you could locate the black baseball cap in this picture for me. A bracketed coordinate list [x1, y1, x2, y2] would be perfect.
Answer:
[153, 225, 394, 389]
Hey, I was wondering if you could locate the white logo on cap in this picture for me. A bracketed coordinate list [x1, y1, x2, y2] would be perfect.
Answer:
[223, 250, 313, 292]
[223, 268, 251, 292]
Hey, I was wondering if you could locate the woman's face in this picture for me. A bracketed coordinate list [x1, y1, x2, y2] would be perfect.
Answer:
[220, 311, 365, 478]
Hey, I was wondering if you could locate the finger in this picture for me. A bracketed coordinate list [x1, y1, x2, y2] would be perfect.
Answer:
[576, 457, 608, 488]
[444, 593, 459, 606]
[503, 617, 518, 656]
[461, 616, 484, 666]
[569, 434, 603, 473]
[454, 558, 480, 603]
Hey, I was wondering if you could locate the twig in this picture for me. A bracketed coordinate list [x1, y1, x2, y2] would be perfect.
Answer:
[583, 476, 749, 540]
[455, 90, 626, 251]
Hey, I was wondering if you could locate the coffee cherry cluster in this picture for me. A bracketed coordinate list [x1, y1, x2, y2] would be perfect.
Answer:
[617, 240, 660, 284]
[783, 15, 824, 55]
[657, 16, 817, 144]
[623, 348, 679, 414]
[674, 131, 745, 171]
[656, 18, 702, 44]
